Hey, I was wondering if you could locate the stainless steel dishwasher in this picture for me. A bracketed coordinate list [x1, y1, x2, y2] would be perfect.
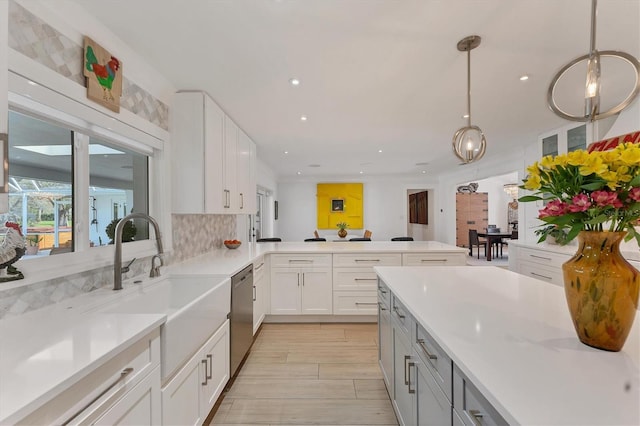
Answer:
[230, 264, 254, 377]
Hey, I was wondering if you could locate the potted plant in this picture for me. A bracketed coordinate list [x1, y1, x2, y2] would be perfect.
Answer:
[105, 218, 137, 244]
[336, 222, 348, 238]
[26, 235, 41, 255]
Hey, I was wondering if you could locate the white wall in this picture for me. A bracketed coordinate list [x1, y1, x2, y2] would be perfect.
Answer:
[475, 172, 518, 232]
[277, 177, 438, 242]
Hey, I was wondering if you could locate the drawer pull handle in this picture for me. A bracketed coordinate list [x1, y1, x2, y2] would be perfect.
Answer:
[530, 272, 553, 281]
[468, 409, 484, 426]
[404, 355, 411, 385]
[378, 302, 387, 311]
[202, 359, 208, 385]
[253, 285, 257, 301]
[378, 287, 388, 294]
[407, 362, 416, 394]
[289, 259, 313, 263]
[530, 254, 552, 261]
[254, 263, 265, 271]
[355, 302, 378, 306]
[206, 354, 213, 380]
[421, 259, 447, 262]
[61, 367, 134, 425]
[355, 278, 378, 282]
[393, 306, 406, 319]
[417, 338, 438, 360]
[355, 259, 380, 262]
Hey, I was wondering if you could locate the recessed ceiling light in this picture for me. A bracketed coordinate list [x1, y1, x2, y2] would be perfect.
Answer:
[359, 171, 364, 174]
[300, 115, 308, 121]
[296, 171, 302, 175]
[289, 78, 300, 86]
[421, 170, 427, 174]
[462, 114, 469, 119]
[284, 151, 288, 154]
[519, 75, 529, 81]
[378, 149, 383, 153]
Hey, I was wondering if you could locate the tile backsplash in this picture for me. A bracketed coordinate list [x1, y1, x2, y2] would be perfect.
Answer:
[0, 214, 236, 319]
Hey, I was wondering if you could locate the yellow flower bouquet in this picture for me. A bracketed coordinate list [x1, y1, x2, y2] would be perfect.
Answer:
[519, 142, 640, 245]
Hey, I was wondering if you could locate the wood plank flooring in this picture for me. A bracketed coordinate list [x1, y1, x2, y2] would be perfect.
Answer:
[209, 323, 398, 426]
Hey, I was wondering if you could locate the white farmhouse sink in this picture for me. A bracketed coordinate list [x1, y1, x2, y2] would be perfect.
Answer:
[99, 275, 231, 380]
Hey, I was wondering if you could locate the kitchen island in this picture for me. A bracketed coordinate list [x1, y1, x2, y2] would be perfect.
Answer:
[375, 265, 640, 425]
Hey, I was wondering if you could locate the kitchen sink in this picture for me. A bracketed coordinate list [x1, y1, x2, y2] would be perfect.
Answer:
[99, 274, 231, 380]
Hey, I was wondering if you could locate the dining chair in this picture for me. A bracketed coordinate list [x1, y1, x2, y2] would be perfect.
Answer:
[314, 230, 320, 238]
[391, 237, 414, 241]
[363, 230, 372, 239]
[468, 229, 487, 259]
[304, 238, 326, 242]
[256, 237, 282, 242]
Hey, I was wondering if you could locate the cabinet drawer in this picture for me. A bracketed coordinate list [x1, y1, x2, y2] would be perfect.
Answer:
[402, 253, 466, 266]
[377, 279, 391, 308]
[333, 253, 402, 267]
[333, 291, 379, 315]
[453, 365, 507, 426]
[270, 254, 332, 268]
[253, 256, 266, 280]
[333, 268, 378, 291]
[414, 322, 452, 402]
[519, 247, 570, 269]
[518, 261, 563, 286]
[20, 329, 160, 425]
[391, 295, 413, 335]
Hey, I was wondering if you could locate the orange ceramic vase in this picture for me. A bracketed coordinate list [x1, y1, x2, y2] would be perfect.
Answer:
[562, 231, 640, 351]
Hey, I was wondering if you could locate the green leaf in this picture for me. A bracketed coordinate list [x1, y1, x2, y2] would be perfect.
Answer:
[567, 224, 582, 242]
[580, 181, 606, 191]
[584, 214, 609, 225]
[518, 195, 542, 202]
[630, 175, 640, 186]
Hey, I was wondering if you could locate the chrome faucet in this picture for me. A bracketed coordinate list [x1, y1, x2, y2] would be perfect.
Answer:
[114, 213, 164, 290]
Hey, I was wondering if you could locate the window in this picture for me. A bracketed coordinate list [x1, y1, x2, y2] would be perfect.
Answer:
[567, 125, 587, 152]
[542, 134, 558, 157]
[7, 110, 150, 258]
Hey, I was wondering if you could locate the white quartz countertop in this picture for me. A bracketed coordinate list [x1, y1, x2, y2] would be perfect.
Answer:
[169, 241, 467, 276]
[374, 266, 640, 425]
[0, 306, 164, 424]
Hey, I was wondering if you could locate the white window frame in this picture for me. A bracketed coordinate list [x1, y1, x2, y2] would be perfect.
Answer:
[5, 72, 167, 289]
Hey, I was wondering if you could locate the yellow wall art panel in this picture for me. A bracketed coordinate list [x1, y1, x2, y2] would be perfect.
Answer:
[317, 183, 363, 229]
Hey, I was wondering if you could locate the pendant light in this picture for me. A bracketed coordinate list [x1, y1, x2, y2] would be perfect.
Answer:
[547, 0, 640, 122]
[452, 35, 486, 164]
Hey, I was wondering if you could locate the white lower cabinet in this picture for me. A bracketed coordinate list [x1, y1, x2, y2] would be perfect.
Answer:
[253, 256, 266, 334]
[18, 329, 161, 425]
[270, 254, 332, 315]
[161, 320, 229, 425]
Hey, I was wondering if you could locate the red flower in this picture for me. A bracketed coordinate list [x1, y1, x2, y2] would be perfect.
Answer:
[591, 190, 623, 208]
[567, 194, 591, 213]
[629, 187, 640, 202]
[539, 199, 567, 218]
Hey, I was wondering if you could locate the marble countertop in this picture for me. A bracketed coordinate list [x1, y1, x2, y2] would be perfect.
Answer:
[374, 265, 640, 425]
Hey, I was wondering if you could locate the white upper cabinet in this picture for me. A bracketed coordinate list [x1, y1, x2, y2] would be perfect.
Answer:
[172, 91, 256, 214]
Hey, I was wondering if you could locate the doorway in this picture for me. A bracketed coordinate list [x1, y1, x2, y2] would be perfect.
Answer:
[250, 189, 266, 242]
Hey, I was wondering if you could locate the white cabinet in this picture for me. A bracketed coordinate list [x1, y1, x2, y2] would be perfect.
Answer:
[333, 253, 401, 315]
[512, 245, 571, 286]
[253, 256, 267, 334]
[161, 320, 229, 425]
[18, 329, 161, 425]
[270, 254, 332, 315]
[171, 91, 256, 214]
[402, 252, 466, 266]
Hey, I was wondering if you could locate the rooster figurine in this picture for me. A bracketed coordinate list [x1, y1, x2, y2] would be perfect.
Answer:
[85, 46, 120, 102]
[0, 222, 26, 282]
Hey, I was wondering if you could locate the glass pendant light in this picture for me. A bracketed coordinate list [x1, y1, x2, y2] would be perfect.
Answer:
[452, 35, 486, 164]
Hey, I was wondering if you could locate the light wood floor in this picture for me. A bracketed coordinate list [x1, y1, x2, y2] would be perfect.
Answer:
[209, 323, 398, 426]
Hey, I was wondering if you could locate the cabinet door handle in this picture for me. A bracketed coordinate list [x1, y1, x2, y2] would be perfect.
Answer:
[297, 273, 300, 287]
[61, 367, 134, 425]
[224, 189, 230, 208]
[393, 306, 406, 319]
[253, 285, 257, 301]
[355, 278, 378, 282]
[377, 286, 387, 294]
[202, 359, 208, 385]
[530, 254, 552, 261]
[468, 409, 484, 426]
[407, 362, 416, 394]
[289, 259, 313, 263]
[421, 259, 447, 262]
[255, 262, 264, 271]
[417, 338, 438, 360]
[302, 273, 305, 286]
[206, 354, 213, 380]
[530, 272, 552, 281]
[355, 259, 380, 262]
[240, 193, 244, 209]
[378, 302, 387, 311]
[355, 302, 378, 306]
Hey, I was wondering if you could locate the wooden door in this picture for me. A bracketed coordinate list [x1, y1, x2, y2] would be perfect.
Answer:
[455, 192, 488, 247]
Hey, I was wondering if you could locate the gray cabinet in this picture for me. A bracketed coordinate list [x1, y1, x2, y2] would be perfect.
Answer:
[414, 353, 451, 426]
[453, 365, 507, 425]
[378, 281, 393, 392]
[392, 311, 416, 426]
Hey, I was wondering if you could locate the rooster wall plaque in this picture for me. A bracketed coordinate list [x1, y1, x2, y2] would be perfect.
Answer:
[83, 36, 122, 113]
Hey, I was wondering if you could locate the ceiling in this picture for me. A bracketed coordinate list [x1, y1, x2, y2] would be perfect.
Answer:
[69, 0, 640, 179]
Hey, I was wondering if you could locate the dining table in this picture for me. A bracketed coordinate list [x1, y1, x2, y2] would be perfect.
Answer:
[478, 232, 513, 261]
